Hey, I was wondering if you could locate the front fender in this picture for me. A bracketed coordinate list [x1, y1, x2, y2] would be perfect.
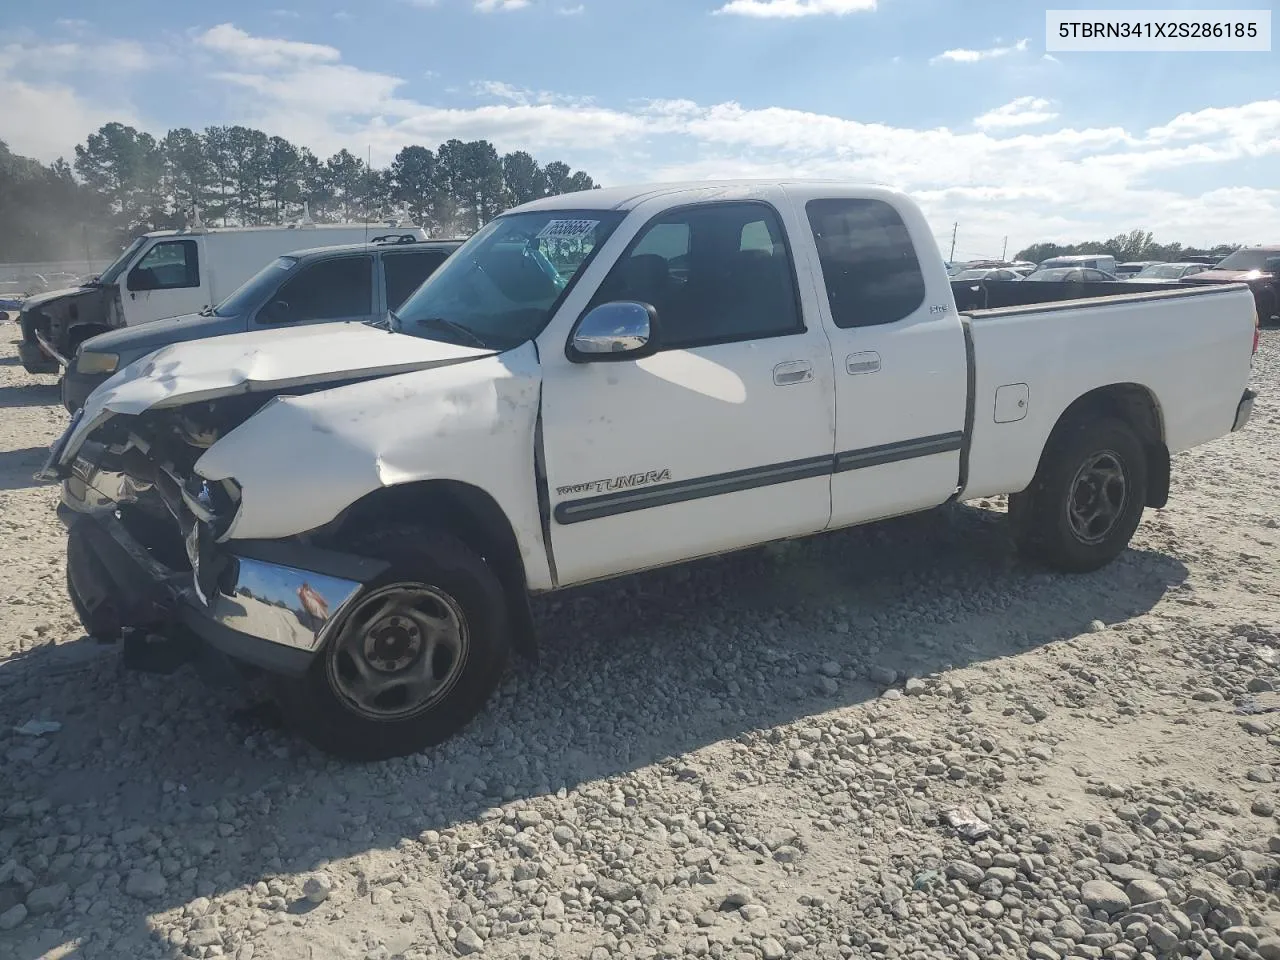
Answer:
[193, 341, 552, 589]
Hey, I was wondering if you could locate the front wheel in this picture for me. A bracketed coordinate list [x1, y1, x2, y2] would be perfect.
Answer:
[1008, 417, 1148, 573]
[274, 528, 511, 761]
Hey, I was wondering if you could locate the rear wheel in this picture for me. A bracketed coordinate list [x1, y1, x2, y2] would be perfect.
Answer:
[274, 528, 511, 761]
[1009, 417, 1148, 573]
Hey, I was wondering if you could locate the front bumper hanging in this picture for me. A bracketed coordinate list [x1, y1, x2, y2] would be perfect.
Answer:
[60, 501, 387, 677]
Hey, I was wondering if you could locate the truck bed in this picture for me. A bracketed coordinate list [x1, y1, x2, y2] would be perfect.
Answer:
[957, 282, 1257, 503]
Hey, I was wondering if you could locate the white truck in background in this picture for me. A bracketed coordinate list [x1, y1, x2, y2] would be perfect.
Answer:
[17, 221, 428, 375]
[45, 180, 1259, 761]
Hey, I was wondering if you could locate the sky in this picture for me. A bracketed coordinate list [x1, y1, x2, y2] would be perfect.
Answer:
[1, 0, 1277, 259]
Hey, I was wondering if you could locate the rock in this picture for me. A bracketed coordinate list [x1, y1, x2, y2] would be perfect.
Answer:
[1053, 918, 1086, 941]
[1242, 719, 1273, 736]
[303, 874, 333, 904]
[946, 861, 986, 886]
[1029, 944, 1061, 960]
[1081, 879, 1131, 916]
[720, 888, 753, 910]
[516, 809, 542, 828]
[790, 750, 815, 770]
[1126, 879, 1165, 905]
[1191, 689, 1222, 702]
[597, 879, 636, 902]
[1257, 936, 1280, 960]
[867, 665, 897, 685]
[1270, 836, 1280, 854]
[1253, 798, 1277, 817]
[904, 678, 927, 696]
[25, 882, 69, 914]
[1099, 835, 1132, 863]
[980, 900, 1004, 919]
[1146, 922, 1178, 952]
[819, 662, 842, 678]
[455, 926, 484, 955]
[125, 871, 167, 900]
[0, 903, 27, 930]
[760, 938, 785, 960]
[1223, 927, 1261, 949]
[1183, 838, 1230, 862]
[816, 676, 839, 696]
[1027, 703, 1049, 721]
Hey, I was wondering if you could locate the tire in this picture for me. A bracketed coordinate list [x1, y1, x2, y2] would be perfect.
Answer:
[274, 528, 511, 761]
[1008, 416, 1148, 574]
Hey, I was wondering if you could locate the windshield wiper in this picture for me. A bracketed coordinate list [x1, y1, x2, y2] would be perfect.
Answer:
[198, 305, 215, 317]
[412, 316, 490, 349]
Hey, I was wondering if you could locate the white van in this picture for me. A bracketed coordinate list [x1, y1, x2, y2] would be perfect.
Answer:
[18, 221, 429, 374]
[1038, 254, 1118, 275]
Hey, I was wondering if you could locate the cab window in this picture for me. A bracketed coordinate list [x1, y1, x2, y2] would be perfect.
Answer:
[127, 240, 200, 291]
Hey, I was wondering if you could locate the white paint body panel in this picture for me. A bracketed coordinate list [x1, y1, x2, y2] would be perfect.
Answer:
[960, 284, 1258, 499]
[57, 180, 1259, 598]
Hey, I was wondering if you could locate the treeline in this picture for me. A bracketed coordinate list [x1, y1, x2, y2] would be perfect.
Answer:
[1016, 230, 1238, 265]
[0, 123, 599, 262]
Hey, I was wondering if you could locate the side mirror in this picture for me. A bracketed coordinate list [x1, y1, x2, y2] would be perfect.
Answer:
[261, 300, 292, 324]
[567, 301, 659, 363]
[127, 267, 156, 292]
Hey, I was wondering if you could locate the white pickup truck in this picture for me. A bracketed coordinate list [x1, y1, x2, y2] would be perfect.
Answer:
[44, 180, 1260, 761]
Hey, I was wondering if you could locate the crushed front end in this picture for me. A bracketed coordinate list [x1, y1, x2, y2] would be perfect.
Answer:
[50, 397, 386, 677]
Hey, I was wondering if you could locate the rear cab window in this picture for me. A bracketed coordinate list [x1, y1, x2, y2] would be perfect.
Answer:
[804, 198, 927, 327]
[382, 249, 451, 311]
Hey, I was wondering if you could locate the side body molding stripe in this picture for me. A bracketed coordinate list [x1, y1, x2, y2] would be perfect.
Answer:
[552, 431, 966, 525]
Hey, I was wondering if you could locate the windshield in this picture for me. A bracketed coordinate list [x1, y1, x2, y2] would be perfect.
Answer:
[392, 209, 626, 348]
[1214, 249, 1276, 272]
[96, 237, 148, 285]
[1027, 268, 1075, 281]
[213, 256, 298, 316]
[1135, 264, 1183, 279]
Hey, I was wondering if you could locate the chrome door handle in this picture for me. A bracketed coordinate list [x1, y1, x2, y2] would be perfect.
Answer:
[846, 351, 881, 375]
[773, 360, 813, 386]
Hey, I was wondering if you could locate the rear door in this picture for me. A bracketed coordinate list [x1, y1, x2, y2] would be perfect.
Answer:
[251, 255, 376, 329]
[786, 188, 969, 529]
[379, 248, 452, 313]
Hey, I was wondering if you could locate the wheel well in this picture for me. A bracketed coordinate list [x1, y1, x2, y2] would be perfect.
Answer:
[326, 480, 538, 659]
[1049, 384, 1170, 508]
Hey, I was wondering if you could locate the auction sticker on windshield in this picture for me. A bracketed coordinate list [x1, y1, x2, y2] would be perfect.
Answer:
[536, 219, 601, 243]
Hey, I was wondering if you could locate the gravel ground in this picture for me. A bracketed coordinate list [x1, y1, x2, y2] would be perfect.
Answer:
[1, 324, 1278, 960]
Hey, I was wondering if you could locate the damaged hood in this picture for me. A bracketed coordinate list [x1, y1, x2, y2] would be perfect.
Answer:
[56, 322, 496, 467]
[18, 286, 91, 313]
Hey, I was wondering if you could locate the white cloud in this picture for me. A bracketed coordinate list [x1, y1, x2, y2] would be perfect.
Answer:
[475, 0, 531, 11]
[0, 39, 156, 75]
[0, 74, 141, 162]
[931, 38, 1028, 64]
[974, 96, 1059, 130]
[195, 23, 340, 68]
[557, 4, 586, 14]
[714, 0, 875, 16]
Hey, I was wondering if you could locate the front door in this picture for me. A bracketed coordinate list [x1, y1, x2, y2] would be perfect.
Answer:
[789, 190, 969, 529]
[540, 199, 836, 586]
[122, 238, 208, 325]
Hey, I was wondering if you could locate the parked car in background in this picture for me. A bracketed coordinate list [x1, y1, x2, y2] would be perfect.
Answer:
[952, 267, 1023, 281]
[1024, 266, 1120, 282]
[1178, 255, 1222, 265]
[62, 236, 464, 412]
[1124, 262, 1214, 282]
[1181, 244, 1280, 323]
[1008, 261, 1037, 276]
[46, 179, 1258, 759]
[1116, 261, 1162, 278]
[17, 221, 430, 376]
[1038, 254, 1119, 275]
